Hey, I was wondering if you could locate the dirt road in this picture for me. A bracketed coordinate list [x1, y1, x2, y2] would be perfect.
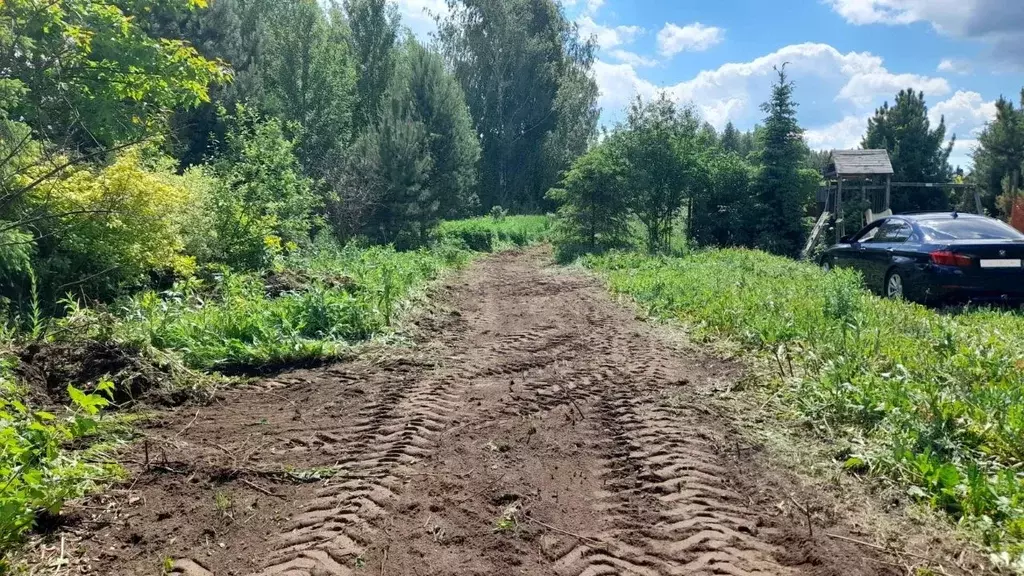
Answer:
[59, 249, 898, 575]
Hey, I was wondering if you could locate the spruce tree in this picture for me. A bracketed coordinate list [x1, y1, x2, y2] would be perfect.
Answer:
[752, 66, 807, 257]
[972, 92, 1024, 215]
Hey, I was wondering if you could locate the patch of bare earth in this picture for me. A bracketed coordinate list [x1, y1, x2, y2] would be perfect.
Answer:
[30, 248, 953, 575]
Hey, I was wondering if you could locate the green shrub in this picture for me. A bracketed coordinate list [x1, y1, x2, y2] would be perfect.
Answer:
[585, 248, 1024, 561]
[435, 215, 551, 252]
[0, 364, 118, 568]
[205, 106, 320, 271]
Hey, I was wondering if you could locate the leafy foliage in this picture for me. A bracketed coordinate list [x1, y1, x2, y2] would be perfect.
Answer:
[344, 0, 399, 132]
[437, 0, 599, 212]
[0, 365, 117, 567]
[204, 106, 319, 270]
[0, 0, 227, 148]
[586, 249, 1024, 562]
[93, 242, 469, 371]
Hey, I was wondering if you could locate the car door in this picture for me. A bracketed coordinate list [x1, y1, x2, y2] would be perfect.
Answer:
[837, 220, 884, 276]
[860, 219, 912, 292]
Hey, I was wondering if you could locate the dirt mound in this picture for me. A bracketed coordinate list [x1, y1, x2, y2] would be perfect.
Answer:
[17, 340, 178, 407]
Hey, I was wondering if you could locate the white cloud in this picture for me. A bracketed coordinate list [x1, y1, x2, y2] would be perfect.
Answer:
[577, 16, 643, 50]
[610, 50, 658, 68]
[805, 115, 870, 150]
[564, 0, 605, 16]
[826, 0, 1024, 68]
[929, 91, 997, 136]
[837, 71, 949, 106]
[592, 60, 658, 112]
[657, 23, 725, 57]
[701, 98, 747, 129]
[393, 0, 448, 39]
[949, 138, 980, 169]
[591, 42, 951, 132]
[937, 58, 971, 74]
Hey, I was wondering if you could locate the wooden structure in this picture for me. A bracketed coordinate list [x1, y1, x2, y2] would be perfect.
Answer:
[802, 150, 893, 259]
[801, 148, 986, 260]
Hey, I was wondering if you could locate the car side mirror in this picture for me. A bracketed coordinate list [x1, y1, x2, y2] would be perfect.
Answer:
[840, 235, 853, 244]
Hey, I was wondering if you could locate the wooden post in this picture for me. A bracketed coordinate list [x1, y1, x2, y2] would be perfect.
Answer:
[836, 178, 844, 242]
[885, 175, 891, 212]
[861, 180, 867, 228]
[974, 186, 983, 215]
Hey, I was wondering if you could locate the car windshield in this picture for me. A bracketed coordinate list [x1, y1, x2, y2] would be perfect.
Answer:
[918, 218, 1024, 241]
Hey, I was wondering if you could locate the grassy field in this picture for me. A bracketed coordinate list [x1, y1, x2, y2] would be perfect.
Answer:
[585, 248, 1024, 567]
[0, 216, 549, 568]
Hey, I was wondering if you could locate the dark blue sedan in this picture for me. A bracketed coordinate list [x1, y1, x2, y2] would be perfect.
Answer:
[819, 213, 1024, 303]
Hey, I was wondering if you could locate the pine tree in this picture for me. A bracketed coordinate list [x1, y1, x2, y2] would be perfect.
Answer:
[863, 89, 953, 212]
[751, 66, 807, 257]
[406, 39, 481, 220]
[546, 135, 631, 260]
[720, 122, 741, 154]
[972, 91, 1024, 215]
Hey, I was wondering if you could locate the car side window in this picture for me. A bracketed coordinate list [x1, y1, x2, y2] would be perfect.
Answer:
[866, 221, 900, 243]
[893, 222, 913, 243]
[854, 222, 883, 243]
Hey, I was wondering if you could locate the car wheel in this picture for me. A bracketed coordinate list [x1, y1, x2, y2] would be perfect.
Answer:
[821, 258, 833, 272]
[885, 269, 906, 300]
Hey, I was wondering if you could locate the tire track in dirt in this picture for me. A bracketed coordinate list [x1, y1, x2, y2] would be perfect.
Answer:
[51, 249, 901, 576]
[358, 249, 897, 576]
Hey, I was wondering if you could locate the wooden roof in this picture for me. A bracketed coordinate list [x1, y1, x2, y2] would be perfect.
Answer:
[825, 149, 893, 177]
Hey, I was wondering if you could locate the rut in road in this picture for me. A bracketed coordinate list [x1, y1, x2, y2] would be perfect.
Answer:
[84, 248, 896, 576]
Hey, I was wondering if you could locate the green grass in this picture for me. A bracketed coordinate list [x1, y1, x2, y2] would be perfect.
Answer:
[435, 215, 551, 252]
[584, 248, 1024, 568]
[75, 242, 470, 372]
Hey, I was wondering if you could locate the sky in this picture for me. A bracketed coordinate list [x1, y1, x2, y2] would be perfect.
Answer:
[393, 0, 1024, 170]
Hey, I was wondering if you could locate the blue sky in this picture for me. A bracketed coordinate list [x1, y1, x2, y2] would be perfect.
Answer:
[394, 0, 1024, 169]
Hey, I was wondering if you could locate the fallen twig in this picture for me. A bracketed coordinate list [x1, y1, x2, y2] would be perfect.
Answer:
[456, 473, 506, 504]
[175, 410, 200, 437]
[525, 516, 607, 549]
[788, 496, 813, 538]
[241, 478, 281, 498]
[825, 533, 939, 565]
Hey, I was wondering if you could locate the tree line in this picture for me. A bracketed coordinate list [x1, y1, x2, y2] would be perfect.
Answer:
[549, 73, 1024, 260]
[549, 68, 821, 259]
[0, 0, 598, 318]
